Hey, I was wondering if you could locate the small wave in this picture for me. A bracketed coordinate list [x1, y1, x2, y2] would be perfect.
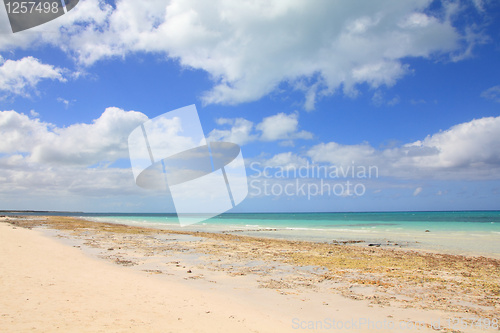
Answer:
[285, 227, 327, 231]
[323, 223, 398, 227]
[82, 216, 179, 228]
[326, 228, 374, 233]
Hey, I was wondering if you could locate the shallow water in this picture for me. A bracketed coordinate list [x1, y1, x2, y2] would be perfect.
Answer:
[78, 211, 500, 258]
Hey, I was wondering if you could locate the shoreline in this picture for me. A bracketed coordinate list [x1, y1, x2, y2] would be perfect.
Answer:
[9, 213, 500, 259]
[71, 216, 500, 260]
[1, 215, 499, 332]
[3, 211, 499, 259]
[78, 213, 500, 260]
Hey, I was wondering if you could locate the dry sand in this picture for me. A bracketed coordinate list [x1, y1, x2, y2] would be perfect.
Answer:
[0, 216, 498, 332]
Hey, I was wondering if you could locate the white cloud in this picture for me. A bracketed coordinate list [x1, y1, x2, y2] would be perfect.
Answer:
[306, 116, 500, 180]
[208, 118, 256, 145]
[208, 111, 312, 145]
[250, 115, 500, 199]
[307, 142, 377, 167]
[402, 116, 500, 169]
[0, 110, 52, 154]
[257, 112, 313, 141]
[0, 0, 482, 109]
[0, 156, 141, 197]
[0, 56, 66, 98]
[0, 107, 164, 201]
[481, 85, 500, 103]
[262, 152, 308, 170]
[0, 107, 148, 165]
[57, 97, 71, 108]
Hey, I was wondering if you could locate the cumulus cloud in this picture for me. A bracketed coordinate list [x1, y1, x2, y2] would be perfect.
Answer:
[308, 142, 378, 167]
[208, 118, 256, 146]
[215, 114, 500, 181]
[0, 0, 483, 109]
[0, 56, 66, 98]
[0, 107, 161, 201]
[303, 116, 500, 180]
[0, 107, 148, 165]
[0, 110, 51, 153]
[261, 152, 309, 170]
[257, 112, 313, 141]
[401, 116, 500, 169]
[0, 157, 140, 197]
[208, 112, 312, 145]
[481, 85, 500, 103]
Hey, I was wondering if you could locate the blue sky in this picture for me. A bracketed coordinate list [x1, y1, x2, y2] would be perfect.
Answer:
[0, 0, 499, 213]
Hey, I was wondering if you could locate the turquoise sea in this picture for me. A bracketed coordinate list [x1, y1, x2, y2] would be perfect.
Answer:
[9, 211, 500, 258]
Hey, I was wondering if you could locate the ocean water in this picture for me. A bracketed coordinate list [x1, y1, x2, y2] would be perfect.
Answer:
[80, 211, 500, 258]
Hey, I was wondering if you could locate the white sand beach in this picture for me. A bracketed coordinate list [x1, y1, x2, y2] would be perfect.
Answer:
[0, 218, 497, 332]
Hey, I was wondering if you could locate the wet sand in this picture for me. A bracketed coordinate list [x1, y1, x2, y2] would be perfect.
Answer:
[1, 216, 499, 332]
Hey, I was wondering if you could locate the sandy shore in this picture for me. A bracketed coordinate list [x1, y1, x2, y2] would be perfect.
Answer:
[1, 216, 499, 332]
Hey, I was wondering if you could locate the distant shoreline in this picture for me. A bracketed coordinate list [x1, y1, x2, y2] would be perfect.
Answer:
[1, 209, 500, 215]
[0, 210, 84, 214]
